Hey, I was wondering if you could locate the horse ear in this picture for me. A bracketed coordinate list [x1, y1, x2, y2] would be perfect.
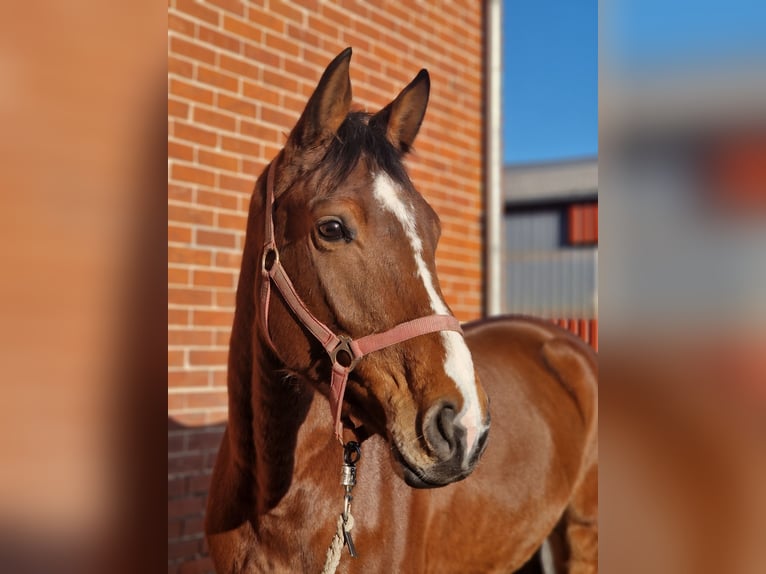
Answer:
[370, 69, 430, 153]
[287, 47, 353, 150]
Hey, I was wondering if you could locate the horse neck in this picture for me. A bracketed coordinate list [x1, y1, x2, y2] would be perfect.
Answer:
[225, 171, 315, 516]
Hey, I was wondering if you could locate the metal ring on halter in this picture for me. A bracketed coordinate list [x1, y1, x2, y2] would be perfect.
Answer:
[261, 245, 279, 274]
[329, 337, 361, 371]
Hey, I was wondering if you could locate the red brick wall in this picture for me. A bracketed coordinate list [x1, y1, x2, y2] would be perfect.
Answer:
[168, 2, 484, 572]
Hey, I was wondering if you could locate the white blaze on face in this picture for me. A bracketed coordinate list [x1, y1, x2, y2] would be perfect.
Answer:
[372, 172, 483, 455]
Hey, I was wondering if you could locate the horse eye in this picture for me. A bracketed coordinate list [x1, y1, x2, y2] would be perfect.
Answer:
[317, 219, 346, 241]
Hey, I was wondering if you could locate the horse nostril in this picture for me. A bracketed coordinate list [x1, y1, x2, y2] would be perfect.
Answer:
[423, 402, 457, 459]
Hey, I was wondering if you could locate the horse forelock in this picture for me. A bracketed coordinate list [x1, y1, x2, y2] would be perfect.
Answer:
[296, 111, 413, 200]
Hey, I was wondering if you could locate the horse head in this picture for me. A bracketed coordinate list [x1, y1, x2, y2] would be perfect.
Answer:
[256, 48, 490, 488]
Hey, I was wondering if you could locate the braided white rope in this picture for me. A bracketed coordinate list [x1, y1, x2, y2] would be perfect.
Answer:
[321, 513, 354, 574]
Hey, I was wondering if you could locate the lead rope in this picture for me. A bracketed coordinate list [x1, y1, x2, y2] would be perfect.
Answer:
[321, 441, 361, 574]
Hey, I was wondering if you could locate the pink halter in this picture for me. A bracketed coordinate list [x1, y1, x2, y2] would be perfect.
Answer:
[259, 161, 463, 443]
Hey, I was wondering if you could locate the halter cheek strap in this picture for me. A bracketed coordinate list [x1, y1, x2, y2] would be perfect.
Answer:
[260, 162, 463, 443]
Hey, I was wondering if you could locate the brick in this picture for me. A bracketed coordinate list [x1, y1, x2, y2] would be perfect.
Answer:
[168, 204, 215, 226]
[221, 136, 261, 157]
[216, 93, 257, 117]
[202, 409, 228, 426]
[168, 308, 189, 326]
[270, 0, 303, 22]
[262, 68, 298, 93]
[186, 389, 229, 406]
[182, 516, 205, 538]
[168, 288, 214, 307]
[206, 0, 244, 17]
[243, 44, 281, 69]
[214, 251, 242, 268]
[218, 174, 254, 194]
[168, 448, 209, 473]
[250, 10, 285, 34]
[168, 370, 210, 388]
[168, 183, 193, 203]
[187, 430, 225, 451]
[198, 150, 239, 171]
[211, 370, 228, 386]
[175, 0, 220, 25]
[169, 349, 185, 367]
[222, 14, 262, 42]
[168, 224, 192, 244]
[196, 65, 239, 93]
[193, 310, 234, 327]
[196, 229, 237, 248]
[214, 289, 236, 308]
[168, 246, 212, 266]
[241, 159, 264, 177]
[216, 212, 248, 232]
[168, 55, 194, 78]
[168, 141, 194, 162]
[168, 98, 190, 119]
[214, 330, 232, 346]
[168, 538, 202, 562]
[263, 31, 300, 57]
[170, 411, 210, 426]
[197, 189, 239, 210]
[169, 79, 214, 105]
[193, 107, 237, 132]
[168, 267, 190, 285]
[187, 473, 214, 494]
[168, 13, 195, 37]
[169, 36, 216, 66]
[198, 24, 242, 54]
[168, 518, 182, 540]
[307, 14, 338, 40]
[193, 269, 235, 287]
[320, 2, 352, 28]
[172, 164, 216, 186]
[339, 28, 370, 53]
[239, 119, 280, 142]
[173, 121, 217, 147]
[260, 105, 295, 128]
[219, 53, 261, 81]
[168, 474, 186, 496]
[283, 58, 316, 83]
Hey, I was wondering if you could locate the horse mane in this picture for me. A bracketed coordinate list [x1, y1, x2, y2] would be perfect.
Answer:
[310, 111, 413, 196]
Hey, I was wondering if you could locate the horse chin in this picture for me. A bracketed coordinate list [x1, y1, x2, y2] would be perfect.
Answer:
[390, 445, 472, 489]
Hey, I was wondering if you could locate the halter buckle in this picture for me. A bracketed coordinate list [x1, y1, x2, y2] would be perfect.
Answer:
[329, 337, 360, 371]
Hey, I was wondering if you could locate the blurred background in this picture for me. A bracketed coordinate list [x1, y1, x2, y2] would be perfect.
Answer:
[600, 1, 766, 572]
[0, 0, 763, 572]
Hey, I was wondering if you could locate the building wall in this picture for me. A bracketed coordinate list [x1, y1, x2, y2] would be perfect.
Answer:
[168, 2, 485, 572]
[503, 160, 598, 350]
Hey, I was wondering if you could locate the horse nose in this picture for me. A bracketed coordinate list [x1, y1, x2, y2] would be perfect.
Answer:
[423, 401, 461, 460]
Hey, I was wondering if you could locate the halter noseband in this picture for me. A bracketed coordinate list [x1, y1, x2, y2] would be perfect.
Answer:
[259, 161, 463, 443]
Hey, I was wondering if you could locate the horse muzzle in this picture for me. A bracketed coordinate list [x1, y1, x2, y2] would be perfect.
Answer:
[393, 404, 491, 488]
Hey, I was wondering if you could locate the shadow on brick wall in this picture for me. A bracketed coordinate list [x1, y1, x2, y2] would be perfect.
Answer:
[168, 418, 225, 574]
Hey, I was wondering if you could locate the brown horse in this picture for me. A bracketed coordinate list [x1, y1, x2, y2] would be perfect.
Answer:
[205, 48, 598, 574]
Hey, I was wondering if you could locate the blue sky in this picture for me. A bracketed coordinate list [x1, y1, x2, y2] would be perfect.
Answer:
[502, 0, 766, 165]
[608, 0, 766, 70]
[502, 0, 597, 165]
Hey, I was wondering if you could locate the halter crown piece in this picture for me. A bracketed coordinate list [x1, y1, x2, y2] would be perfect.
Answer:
[260, 161, 463, 443]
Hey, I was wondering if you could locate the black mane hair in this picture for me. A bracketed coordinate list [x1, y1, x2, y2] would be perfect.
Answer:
[314, 111, 413, 193]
